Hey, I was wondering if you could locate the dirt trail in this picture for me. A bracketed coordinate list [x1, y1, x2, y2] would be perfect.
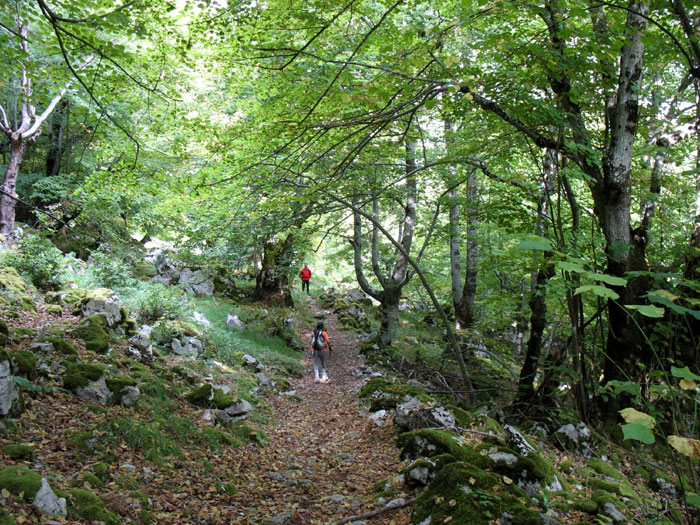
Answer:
[232, 299, 411, 524]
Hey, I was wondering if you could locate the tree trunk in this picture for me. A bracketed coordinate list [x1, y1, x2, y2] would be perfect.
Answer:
[0, 139, 28, 239]
[253, 234, 294, 307]
[598, 1, 650, 401]
[457, 167, 478, 328]
[378, 286, 401, 346]
[516, 148, 556, 406]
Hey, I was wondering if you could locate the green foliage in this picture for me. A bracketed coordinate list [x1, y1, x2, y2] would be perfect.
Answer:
[0, 234, 68, 289]
[87, 250, 138, 289]
[127, 284, 188, 324]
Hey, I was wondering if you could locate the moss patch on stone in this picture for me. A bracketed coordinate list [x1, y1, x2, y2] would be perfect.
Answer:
[2, 444, 35, 461]
[412, 462, 537, 525]
[586, 457, 640, 503]
[0, 266, 27, 293]
[71, 472, 104, 489]
[38, 336, 78, 355]
[73, 320, 110, 354]
[398, 429, 489, 469]
[447, 405, 472, 427]
[64, 362, 107, 389]
[9, 351, 36, 379]
[10, 327, 35, 339]
[0, 465, 42, 501]
[185, 384, 233, 409]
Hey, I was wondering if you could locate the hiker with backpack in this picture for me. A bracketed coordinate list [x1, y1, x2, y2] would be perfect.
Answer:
[310, 321, 332, 383]
[299, 264, 311, 295]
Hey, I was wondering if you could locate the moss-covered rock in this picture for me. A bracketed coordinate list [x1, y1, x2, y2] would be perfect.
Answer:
[7, 350, 36, 379]
[151, 320, 201, 345]
[69, 431, 98, 455]
[69, 488, 120, 524]
[591, 489, 629, 520]
[403, 453, 457, 487]
[447, 405, 473, 428]
[17, 296, 36, 313]
[37, 336, 78, 355]
[398, 429, 490, 469]
[71, 472, 104, 489]
[64, 362, 107, 390]
[73, 317, 110, 354]
[2, 443, 35, 461]
[0, 319, 8, 336]
[412, 462, 538, 524]
[185, 384, 233, 409]
[0, 266, 27, 293]
[586, 457, 640, 503]
[105, 375, 138, 405]
[0, 465, 42, 501]
[47, 304, 64, 315]
[10, 327, 35, 340]
[359, 377, 433, 411]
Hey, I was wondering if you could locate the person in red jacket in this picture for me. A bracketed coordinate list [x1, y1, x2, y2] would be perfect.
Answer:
[299, 264, 311, 295]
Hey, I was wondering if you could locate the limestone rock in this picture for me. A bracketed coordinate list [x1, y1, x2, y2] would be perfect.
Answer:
[33, 478, 67, 517]
[81, 289, 123, 327]
[74, 376, 112, 404]
[171, 336, 203, 357]
[0, 358, 22, 417]
[179, 268, 215, 296]
[393, 398, 456, 431]
[226, 314, 246, 330]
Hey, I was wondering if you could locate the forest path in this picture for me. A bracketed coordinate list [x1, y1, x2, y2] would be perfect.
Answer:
[231, 295, 411, 524]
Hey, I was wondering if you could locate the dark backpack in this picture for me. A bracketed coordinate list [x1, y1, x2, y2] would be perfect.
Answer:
[312, 329, 327, 350]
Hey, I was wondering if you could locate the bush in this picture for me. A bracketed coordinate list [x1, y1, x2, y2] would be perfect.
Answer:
[130, 286, 187, 324]
[88, 250, 137, 288]
[0, 234, 67, 289]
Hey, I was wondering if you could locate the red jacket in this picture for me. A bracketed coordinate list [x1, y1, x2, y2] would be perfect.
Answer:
[300, 267, 311, 280]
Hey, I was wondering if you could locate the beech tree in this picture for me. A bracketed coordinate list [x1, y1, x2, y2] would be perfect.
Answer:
[0, 13, 93, 240]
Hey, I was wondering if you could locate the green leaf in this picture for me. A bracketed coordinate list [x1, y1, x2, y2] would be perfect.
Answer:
[516, 236, 552, 252]
[575, 284, 619, 300]
[13, 376, 41, 392]
[605, 380, 640, 398]
[686, 493, 700, 510]
[556, 261, 585, 273]
[624, 304, 665, 318]
[621, 423, 655, 444]
[584, 272, 627, 286]
[671, 366, 700, 381]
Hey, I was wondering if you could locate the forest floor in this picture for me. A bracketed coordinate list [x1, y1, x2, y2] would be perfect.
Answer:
[1, 294, 412, 525]
[232, 295, 412, 524]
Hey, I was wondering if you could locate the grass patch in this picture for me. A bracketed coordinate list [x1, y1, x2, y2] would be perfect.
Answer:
[189, 296, 305, 374]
